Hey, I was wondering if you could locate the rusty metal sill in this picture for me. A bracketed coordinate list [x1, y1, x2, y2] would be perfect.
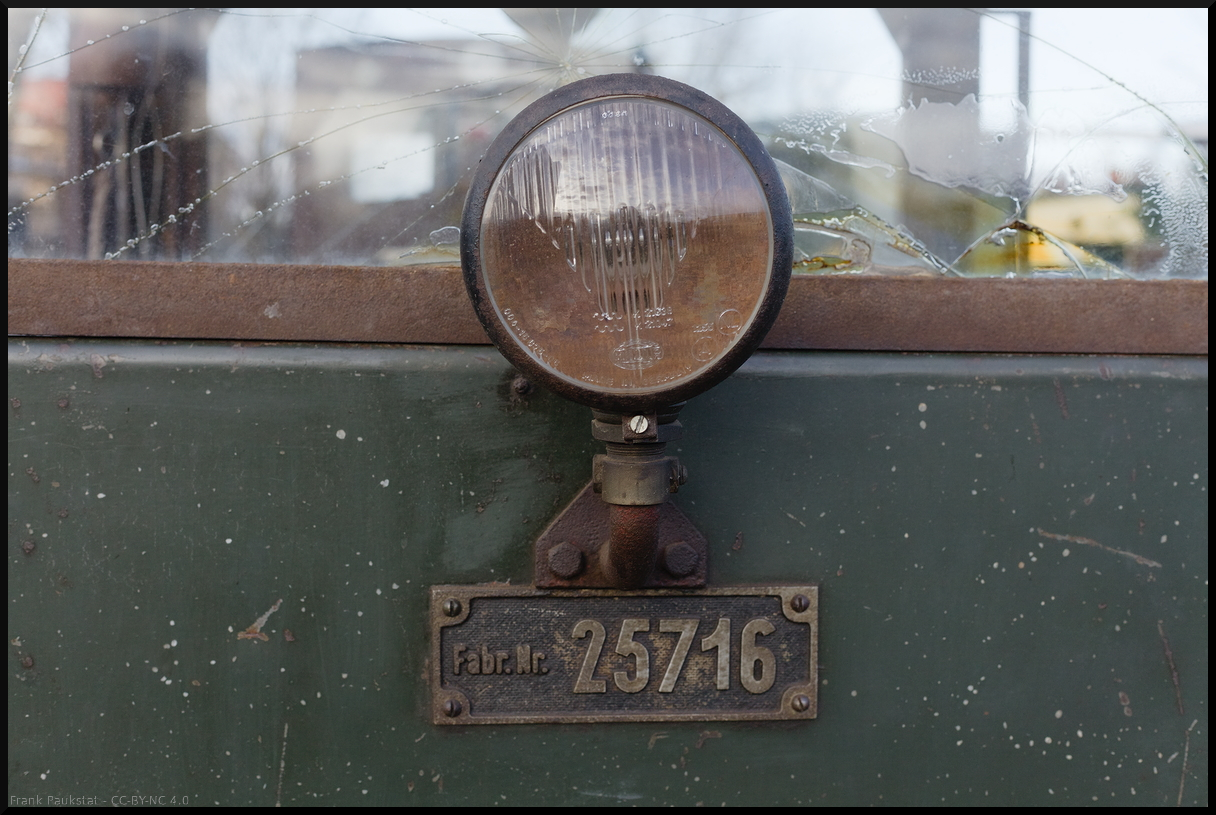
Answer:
[6, 258, 1208, 355]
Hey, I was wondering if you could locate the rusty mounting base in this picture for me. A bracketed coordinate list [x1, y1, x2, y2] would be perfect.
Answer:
[534, 482, 708, 588]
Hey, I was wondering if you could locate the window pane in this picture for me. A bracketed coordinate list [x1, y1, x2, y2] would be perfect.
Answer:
[7, 8, 1207, 278]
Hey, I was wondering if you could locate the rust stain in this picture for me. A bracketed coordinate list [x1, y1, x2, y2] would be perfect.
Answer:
[694, 730, 722, 749]
[1036, 528, 1162, 568]
[647, 731, 668, 749]
[237, 597, 282, 642]
[1158, 620, 1184, 715]
[1052, 378, 1069, 419]
[1118, 690, 1132, 717]
[732, 532, 743, 551]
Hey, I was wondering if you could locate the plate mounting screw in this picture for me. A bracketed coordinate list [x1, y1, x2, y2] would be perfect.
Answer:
[791, 694, 811, 713]
[791, 594, 809, 613]
[442, 598, 462, 617]
[443, 698, 463, 717]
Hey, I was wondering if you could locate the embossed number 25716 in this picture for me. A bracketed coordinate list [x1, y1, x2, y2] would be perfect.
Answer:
[571, 618, 775, 695]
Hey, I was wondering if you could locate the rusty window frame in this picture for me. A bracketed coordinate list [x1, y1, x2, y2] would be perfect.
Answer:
[7, 257, 1207, 355]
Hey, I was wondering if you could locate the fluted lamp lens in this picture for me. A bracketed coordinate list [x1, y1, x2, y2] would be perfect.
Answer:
[483, 98, 772, 388]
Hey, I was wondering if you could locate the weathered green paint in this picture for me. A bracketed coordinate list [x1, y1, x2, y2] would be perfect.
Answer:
[8, 339, 1207, 805]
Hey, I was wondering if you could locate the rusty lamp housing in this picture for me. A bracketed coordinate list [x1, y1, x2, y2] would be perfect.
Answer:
[461, 73, 793, 414]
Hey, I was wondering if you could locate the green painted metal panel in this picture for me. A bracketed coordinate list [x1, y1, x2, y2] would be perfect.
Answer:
[8, 340, 1207, 805]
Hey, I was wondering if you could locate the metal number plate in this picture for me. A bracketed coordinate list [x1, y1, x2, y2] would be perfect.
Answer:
[429, 585, 818, 724]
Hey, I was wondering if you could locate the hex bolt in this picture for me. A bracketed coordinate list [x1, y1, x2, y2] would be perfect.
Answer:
[791, 694, 811, 713]
[443, 698, 463, 718]
[662, 540, 698, 578]
[21, 540, 36, 556]
[442, 598, 462, 618]
[791, 594, 810, 613]
[628, 415, 649, 434]
[56, 398, 70, 410]
[548, 541, 584, 579]
[21, 654, 35, 670]
[511, 375, 532, 395]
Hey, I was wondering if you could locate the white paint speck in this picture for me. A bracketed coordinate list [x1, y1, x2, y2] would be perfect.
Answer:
[918, 403, 928, 412]
[919, 420, 927, 430]
[1055, 710, 1063, 718]
[97, 493, 106, 499]
[336, 429, 346, 440]
[380, 479, 390, 487]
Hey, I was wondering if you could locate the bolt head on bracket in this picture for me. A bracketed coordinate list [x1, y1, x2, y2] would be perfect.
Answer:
[534, 482, 707, 588]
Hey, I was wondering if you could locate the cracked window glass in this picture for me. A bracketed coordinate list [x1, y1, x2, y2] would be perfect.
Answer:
[8, 8, 1207, 278]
